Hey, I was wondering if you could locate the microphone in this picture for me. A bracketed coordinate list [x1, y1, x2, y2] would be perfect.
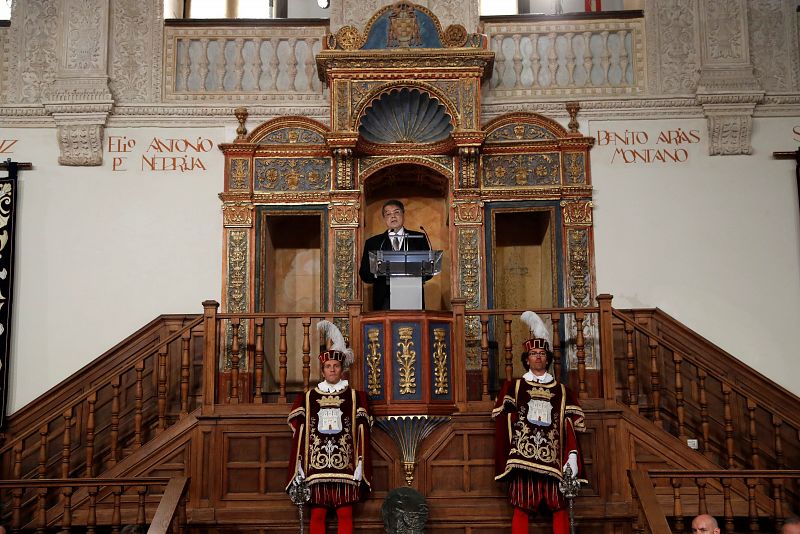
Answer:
[419, 226, 432, 250]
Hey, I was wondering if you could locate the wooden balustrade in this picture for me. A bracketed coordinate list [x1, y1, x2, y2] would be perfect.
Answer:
[643, 470, 800, 533]
[0, 477, 185, 533]
[610, 309, 800, 478]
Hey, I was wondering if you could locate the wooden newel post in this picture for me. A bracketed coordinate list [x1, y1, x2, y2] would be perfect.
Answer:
[202, 300, 220, 415]
[451, 298, 467, 411]
[348, 300, 364, 388]
[596, 294, 617, 403]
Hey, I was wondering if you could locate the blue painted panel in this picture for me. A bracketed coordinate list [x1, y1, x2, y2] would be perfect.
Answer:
[362, 322, 385, 402]
[429, 322, 452, 401]
[363, 10, 443, 49]
[391, 322, 423, 401]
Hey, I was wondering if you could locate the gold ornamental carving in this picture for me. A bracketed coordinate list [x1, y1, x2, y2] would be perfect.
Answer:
[229, 158, 249, 190]
[330, 202, 360, 227]
[223, 202, 253, 228]
[396, 327, 417, 395]
[458, 228, 480, 309]
[367, 328, 382, 396]
[334, 230, 355, 312]
[443, 24, 468, 47]
[335, 26, 363, 50]
[567, 229, 591, 307]
[561, 200, 593, 227]
[454, 201, 483, 224]
[433, 328, 449, 395]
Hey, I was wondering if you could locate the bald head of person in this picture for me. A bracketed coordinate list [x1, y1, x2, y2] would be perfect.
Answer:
[691, 514, 720, 534]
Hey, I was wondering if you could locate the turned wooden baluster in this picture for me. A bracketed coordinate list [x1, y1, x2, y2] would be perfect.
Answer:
[722, 477, 734, 533]
[575, 312, 587, 398]
[110, 377, 120, 466]
[673, 351, 686, 439]
[61, 408, 73, 532]
[624, 321, 638, 410]
[698, 369, 710, 454]
[254, 321, 264, 403]
[111, 486, 122, 534]
[157, 343, 168, 429]
[278, 317, 288, 400]
[86, 485, 98, 534]
[696, 477, 708, 515]
[647, 337, 661, 425]
[12, 442, 22, 533]
[302, 317, 311, 391]
[772, 416, 785, 530]
[480, 315, 490, 400]
[85, 392, 97, 476]
[722, 382, 735, 468]
[229, 318, 241, 404]
[180, 332, 191, 414]
[746, 398, 760, 469]
[137, 485, 147, 528]
[35, 425, 47, 534]
[747, 477, 758, 532]
[551, 313, 562, 380]
[135, 360, 144, 447]
[671, 477, 684, 532]
[503, 314, 513, 382]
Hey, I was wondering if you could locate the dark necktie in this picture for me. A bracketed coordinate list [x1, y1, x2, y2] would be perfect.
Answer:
[391, 235, 400, 250]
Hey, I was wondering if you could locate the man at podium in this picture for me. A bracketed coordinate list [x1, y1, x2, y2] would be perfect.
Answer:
[359, 199, 430, 310]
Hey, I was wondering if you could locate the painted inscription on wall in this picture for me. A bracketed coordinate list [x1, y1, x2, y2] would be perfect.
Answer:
[793, 125, 800, 143]
[595, 128, 701, 164]
[107, 136, 214, 172]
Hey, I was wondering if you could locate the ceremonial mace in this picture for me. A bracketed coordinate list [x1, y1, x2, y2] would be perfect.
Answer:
[288, 472, 311, 534]
[559, 464, 581, 534]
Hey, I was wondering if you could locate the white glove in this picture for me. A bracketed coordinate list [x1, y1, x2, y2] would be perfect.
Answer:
[295, 461, 305, 480]
[353, 460, 363, 482]
[563, 452, 578, 477]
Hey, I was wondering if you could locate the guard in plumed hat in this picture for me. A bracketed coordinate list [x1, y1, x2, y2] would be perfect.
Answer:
[286, 321, 372, 534]
[492, 311, 586, 534]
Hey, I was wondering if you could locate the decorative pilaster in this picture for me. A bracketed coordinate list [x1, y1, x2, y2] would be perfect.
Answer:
[695, 0, 763, 155]
[43, 0, 114, 166]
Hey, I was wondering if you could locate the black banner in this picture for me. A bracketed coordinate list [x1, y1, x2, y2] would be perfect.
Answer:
[0, 161, 20, 430]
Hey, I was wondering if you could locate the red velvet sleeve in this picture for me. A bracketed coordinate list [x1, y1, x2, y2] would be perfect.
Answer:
[285, 392, 307, 490]
[493, 379, 517, 477]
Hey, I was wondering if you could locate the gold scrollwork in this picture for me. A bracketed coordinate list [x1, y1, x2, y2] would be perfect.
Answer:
[512, 426, 558, 463]
[454, 201, 482, 224]
[222, 202, 253, 228]
[567, 229, 590, 306]
[336, 25, 363, 50]
[330, 202, 359, 226]
[433, 328, 448, 395]
[334, 231, 355, 311]
[229, 158, 249, 190]
[367, 328, 382, 396]
[561, 200, 593, 226]
[396, 327, 417, 395]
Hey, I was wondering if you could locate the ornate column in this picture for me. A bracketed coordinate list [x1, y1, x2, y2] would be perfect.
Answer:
[329, 198, 360, 314]
[695, 0, 764, 155]
[43, 0, 114, 165]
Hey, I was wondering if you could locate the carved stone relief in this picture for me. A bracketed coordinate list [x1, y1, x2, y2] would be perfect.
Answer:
[645, 0, 700, 95]
[109, 0, 162, 102]
[3, 0, 59, 105]
[747, 0, 795, 93]
[703, 1, 746, 63]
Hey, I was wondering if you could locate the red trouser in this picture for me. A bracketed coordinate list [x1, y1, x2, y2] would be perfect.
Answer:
[310, 505, 353, 534]
[512, 507, 569, 534]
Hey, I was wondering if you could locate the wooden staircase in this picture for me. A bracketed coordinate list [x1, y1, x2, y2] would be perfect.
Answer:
[1, 297, 797, 533]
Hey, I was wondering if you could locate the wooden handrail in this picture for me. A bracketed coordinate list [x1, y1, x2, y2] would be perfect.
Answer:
[648, 469, 800, 478]
[0, 315, 204, 456]
[628, 470, 672, 534]
[610, 309, 800, 430]
[148, 477, 190, 534]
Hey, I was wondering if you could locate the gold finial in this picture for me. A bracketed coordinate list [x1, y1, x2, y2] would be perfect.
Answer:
[566, 101, 580, 134]
[234, 107, 249, 140]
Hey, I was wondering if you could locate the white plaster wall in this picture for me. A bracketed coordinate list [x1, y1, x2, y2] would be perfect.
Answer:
[589, 116, 800, 394]
[6, 127, 226, 412]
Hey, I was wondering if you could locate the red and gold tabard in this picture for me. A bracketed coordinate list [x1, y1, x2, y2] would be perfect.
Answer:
[492, 376, 585, 512]
[286, 383, 372, 507]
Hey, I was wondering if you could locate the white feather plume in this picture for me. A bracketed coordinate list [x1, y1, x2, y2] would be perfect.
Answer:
[317, 320, 354, 368]
[520, 310, 551, 347]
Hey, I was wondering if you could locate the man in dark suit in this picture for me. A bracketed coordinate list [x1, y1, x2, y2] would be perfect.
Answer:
[359, 199, 430, 311]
